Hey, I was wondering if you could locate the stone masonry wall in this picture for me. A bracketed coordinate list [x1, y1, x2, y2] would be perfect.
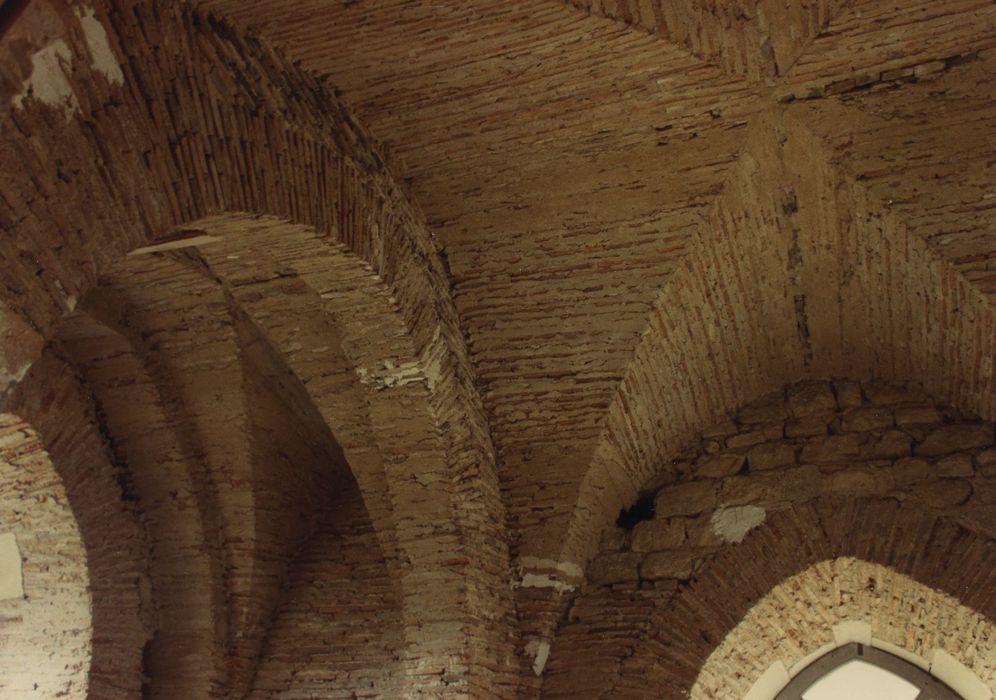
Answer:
[542, 379, 995, 698]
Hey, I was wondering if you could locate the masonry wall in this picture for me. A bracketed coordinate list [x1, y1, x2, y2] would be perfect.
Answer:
[542, 379, 995, 698]
[0, 417, 92, 699]
[248, 478, 404, 699]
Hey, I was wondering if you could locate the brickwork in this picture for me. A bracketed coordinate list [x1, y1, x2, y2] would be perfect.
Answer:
[692, 557, 995, 698]
[247, 478, 404, 699]
[5, 355, 151, 700]
[542, 380, 995, 698]
[0, 416, 91, 698]
[1, 1, 994, 698]
[0, 0, 511, 696]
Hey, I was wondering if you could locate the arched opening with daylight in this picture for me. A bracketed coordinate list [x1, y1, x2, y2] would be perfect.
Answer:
[775, 643, 962, 700]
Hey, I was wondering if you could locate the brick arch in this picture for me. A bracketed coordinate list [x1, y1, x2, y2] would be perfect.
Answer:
[540, 497, 995, 699]
[692, 557, 995, 699]
[42, 222, 502, 697]
[172, 215, 515, 696]
[53, 309, 228, 699]
[0, 412, 94, 699]
[540, 378, 995, 698]
[2, 0, 509, 696]
[607, 498, 995, 698]
[3, 356, 152, 700]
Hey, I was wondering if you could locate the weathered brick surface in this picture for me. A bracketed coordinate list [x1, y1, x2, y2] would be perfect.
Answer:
[542, 381, 995, 698]
[0, 416, 93, 699]
[1, 0, 995, 697]
[1, 1, 512, 696]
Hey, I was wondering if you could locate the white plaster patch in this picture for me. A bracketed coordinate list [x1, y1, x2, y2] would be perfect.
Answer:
[930, 649, 993, 700]
[745, 660, 790, 700]
[76, 6, 123, 84]
[519, 572, 576, 594]
[710, 505, 766, 543]
[355, 359, 425, 390]
[420, 325, 446, 392]
[525, 638, 551, 676]
[12, 40, 79, 118]
[0, 359, 32, 392]
[518, 556, 583, 580]
[832, 620, 872, 647]
[0, 533, 24, 600]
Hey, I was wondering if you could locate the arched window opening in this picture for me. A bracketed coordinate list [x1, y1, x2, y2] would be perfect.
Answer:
[776, 643, 963, 700]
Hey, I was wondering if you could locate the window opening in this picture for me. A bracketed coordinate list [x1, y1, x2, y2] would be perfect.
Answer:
[774, 643, 964, 700]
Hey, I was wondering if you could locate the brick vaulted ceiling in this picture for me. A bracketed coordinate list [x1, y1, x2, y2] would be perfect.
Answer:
[2, 1, 996, 697]
[197, 0, 996, 557]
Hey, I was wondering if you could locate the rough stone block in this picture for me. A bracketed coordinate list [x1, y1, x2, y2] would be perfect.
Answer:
[726, 430, 767, 449]
[684, 516, 723, 547]
[599, 526, 630, 553]
[696, 452, 745, 478]
[828, 468, 889, 496]
[747, 441, 796, 471]
[785, 416, 829, 438]
[702, 418, 738, 440]
[631, 518, 686, 553]
[863, 380, 926, 405]
[840, 406, 893, 432]
[915, 423, 995, 457]
[976, 448, 996, 477]
[863, 430, 911, 459]
[639, 551, 696, 581]
[738, 393, 788, 424]
[971, 478, 996, 505]
[888, 457, 931, 485]
[654, 481, 716, 517]
[799, 434, 862, 464]
[936, 453, 974, 478]
[918, 479, 972, 508]
[894, 406, 942, 426]
[720, 465, 823, 506]
[588, 552, 642, 585]
[788, 381, 837, 417]
[834, 380, 863, 409]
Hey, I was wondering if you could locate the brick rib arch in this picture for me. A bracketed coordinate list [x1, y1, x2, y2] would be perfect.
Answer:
[54, 311, 226, 699]
[590, 499, 995, 698]
[0, 412, 94, 699]
[4, 357, 151, 700]
[693, 558, 995, 699]
[1, 0, 509, 695]
[540, 377, 995, 698]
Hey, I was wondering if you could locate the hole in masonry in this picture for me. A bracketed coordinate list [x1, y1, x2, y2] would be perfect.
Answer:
[617, 493, 655, 530]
